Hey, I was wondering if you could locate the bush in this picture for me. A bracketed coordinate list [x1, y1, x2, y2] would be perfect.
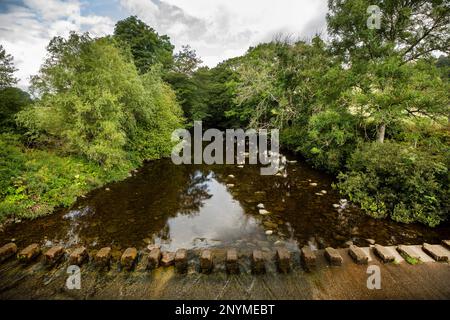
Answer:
[17, 33, 183, 168]
[0, 134, 131, 221]
[281, 110, 359, 173]
[337, 141, 449, 227]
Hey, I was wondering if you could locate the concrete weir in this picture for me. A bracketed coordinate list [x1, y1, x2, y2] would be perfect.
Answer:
[0, 241, 450, 299]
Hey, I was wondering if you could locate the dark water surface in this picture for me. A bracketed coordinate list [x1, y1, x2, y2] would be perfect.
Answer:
[1, 155, 449, 252]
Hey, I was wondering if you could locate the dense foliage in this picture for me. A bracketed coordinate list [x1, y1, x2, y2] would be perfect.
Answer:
[173, 0, 449, 226]
[0, 25, 183, 221]
[0, 1, 449, 227]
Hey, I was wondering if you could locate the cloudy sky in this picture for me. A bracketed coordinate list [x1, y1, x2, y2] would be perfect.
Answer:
[0, 0, 329, 89]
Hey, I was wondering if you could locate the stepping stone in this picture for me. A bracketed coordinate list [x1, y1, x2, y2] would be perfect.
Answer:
[226, 249, 239, 274]
[277, 247, 291, 273]
[301, 246, 316, 268]
[18, 243, 41, 263]
[121, 247, 138, 270]
[200, 249, 213, 274]
[161, 252, 175, 267]
[44, 246, 65, 265]
[0, 243, 17, 263]
[397, 245, 422, 261]
[95, 247, 111, 267]
[251, 250, 265, 274]
[69, 246, 88, 266]
[324, 247, 343, 266]
[147, 248, 161, 269]
[373, 244, 395, 263]
[422, 243, 449, 262]
[442, 240, 450, 250]
[174, 249, 188, 273]
[348, 245, 369, 264]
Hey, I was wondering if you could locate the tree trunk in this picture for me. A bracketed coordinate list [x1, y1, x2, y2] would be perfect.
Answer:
[377, 123, 385, 143]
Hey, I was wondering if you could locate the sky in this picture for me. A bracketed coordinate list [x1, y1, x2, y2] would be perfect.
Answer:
[0, 0, 329, 89]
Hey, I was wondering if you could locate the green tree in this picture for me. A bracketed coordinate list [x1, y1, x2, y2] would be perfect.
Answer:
[173, 45, 203, 76]
[114, 16, 174, 73]
[0, 87, 31, 132]
[327, 0, 449, 63]
[327, 0, 450, 142]
[17, 32, 182, 168]
[0, 44, 18, 88]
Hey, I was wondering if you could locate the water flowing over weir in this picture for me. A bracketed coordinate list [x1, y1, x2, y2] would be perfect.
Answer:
[1, 153, 449, 252]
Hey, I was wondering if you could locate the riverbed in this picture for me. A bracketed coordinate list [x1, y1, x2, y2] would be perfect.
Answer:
[1, 155, 449, 253]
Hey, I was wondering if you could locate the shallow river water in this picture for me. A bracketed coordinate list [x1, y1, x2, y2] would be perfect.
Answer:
[1, 155, 449, 252]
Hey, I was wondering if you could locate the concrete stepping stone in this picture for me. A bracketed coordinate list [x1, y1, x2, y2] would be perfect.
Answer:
[175, 249, 188, 273]
[69, 246, 88, 266]
[442, 240, 450, 250]
[324, 247, 343, 266]
[95, 247, 111, 267]
[200, 249, 213, 274]
[422, 243, 449, 262]
[396, 245, 434, 263]
[397, 245, 422, 261]
[161, 252, 175, 267]
[373, 244, 395, 263]
[348, 245, 369, 264]
[18, 243, 41, 263]
[0, 243, 17, 263]
[251, 250, 265, 274]
[301, 246, 316, 269]
[276, 247, 291, 273]
[121, 247, 138, 270]
[147, 248, 161, 269]
[226, 249, 239, 274]
[44, 246, 65, 265]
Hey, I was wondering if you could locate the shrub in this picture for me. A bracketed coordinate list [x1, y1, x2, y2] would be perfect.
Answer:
[281, 110, 359, 173]
[0, 134, 130, 221]
[337, 141, 449, 227]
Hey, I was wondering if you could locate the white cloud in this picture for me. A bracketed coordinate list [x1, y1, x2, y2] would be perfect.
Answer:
[119, 0, 328, 66]
[0, 0, 115, 90]
[0, 0, 329, 89]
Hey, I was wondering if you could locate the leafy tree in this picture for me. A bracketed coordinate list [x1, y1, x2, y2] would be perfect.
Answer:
[342, 56, 449, 142]
[436, 55, 450, 80]
[0, 44, 18, 88]
[327, 0, 450, 63]
[0, 87, 31, 132]
[114, 16, 174, 73]
[173, 45, 203, 75]
[327, 0, 450, 142]
[337, 141, 449, 227]
[17, 32, 182, 168]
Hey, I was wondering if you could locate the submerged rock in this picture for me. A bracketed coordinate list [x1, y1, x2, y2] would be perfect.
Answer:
[263, 221, 278, 229]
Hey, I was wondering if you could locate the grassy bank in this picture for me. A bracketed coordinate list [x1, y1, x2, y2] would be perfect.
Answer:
[0, 133, 136, 221]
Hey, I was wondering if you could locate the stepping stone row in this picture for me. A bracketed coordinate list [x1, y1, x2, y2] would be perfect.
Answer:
[1, 241, 449, 274]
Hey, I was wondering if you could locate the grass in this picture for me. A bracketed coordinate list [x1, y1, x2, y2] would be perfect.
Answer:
[0, 133, 133, 222]
[400, 252, 421, 265]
